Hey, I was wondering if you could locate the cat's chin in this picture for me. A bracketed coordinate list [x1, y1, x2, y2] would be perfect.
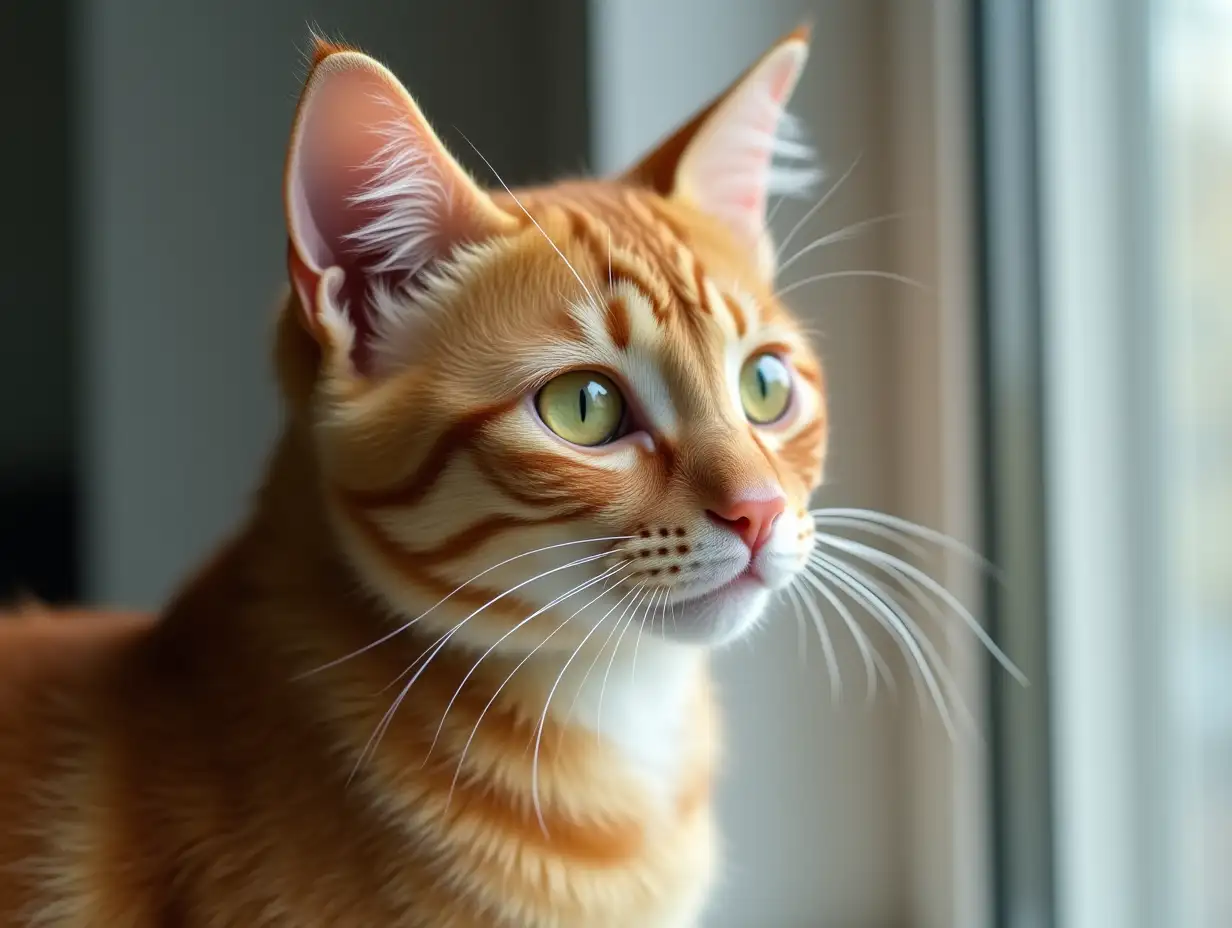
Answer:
[653, 574, 773, 647]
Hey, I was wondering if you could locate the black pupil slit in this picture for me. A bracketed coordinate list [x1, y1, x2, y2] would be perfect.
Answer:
[578, 388, 587, 422]
[757, 367, 768, 398]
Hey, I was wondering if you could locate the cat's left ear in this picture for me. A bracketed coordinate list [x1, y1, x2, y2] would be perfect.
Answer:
[620, 27, 815, 278]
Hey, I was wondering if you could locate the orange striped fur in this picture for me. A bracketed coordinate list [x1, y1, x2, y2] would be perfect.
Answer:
[1, 29, 827, 927]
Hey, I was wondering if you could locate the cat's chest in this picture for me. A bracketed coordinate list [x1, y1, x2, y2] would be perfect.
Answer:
[543, 641, 710, 805]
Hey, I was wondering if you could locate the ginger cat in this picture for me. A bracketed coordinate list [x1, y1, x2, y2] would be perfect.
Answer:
[0, 29, 829, 927]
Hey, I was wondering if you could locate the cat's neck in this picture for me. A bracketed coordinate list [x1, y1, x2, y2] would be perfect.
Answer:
[156, 425, 713, 807]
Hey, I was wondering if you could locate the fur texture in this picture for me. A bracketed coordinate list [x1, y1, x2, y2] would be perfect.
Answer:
[0, 29, 827, 927]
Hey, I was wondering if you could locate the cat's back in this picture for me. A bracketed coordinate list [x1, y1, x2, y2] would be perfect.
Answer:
[0, 607, 155, 924]
[0, 607, 154, 724]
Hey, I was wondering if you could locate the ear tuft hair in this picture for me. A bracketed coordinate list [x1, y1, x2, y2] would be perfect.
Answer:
[306, 28, 352, 69]
[344, 112, 453, 278]
[764, 111, 822, 202]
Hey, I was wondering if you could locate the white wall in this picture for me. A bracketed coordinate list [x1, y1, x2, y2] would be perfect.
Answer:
[591, 2, 909, 925]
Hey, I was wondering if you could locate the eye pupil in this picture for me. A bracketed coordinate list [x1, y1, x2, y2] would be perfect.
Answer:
[535, 371, 625, 447]
[739, 352, 793, 425]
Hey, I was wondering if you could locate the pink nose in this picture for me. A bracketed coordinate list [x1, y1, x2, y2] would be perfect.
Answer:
[706, 495, 786, 555]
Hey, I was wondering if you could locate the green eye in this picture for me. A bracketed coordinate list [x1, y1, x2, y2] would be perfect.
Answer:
[739, 353, 793, 424]
[536, 371, 625, 446]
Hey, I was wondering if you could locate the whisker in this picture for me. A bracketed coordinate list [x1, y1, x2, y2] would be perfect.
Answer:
[422, 562, 631, 766]
[775, 153, 862, 263]
[775, 269, 928, 301]
[629, 588, 661, 684]
[809, 554, 958, 738]
[556, 579, 646, 734]
[815, 534, 1026, 685]
[373, 632, 438, 696]
[460, 132, 600, 308]
[810, 516, 930, 560]
[530, 583, 639, 836]
[777, 212, 910, 278]
[814, 552, 979, 736]
[796, 568, 891, 706]
[596, 586, 650, 742]
[349, 547, 618, 782]
[296, 534, 632, 678]
[657, 588, 671, 638]
[766, 193, 786, 227]
[789, 582, 840, 702]
[811, 507, 1000, 576]
[377, 547, 617, 694]
[446, 580, 641, 811]
[784, 586, 809, 667]
[348, 610, 470, 786]
[812, 552, 980, 736]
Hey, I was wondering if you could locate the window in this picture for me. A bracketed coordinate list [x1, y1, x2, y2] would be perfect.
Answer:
[983, 1, 1231, 925]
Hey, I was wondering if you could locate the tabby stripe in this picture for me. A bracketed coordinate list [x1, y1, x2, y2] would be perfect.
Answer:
[748, 430, 787, 483]
[610, 254, 671, 322]
[561, 197, 715, 339]
[378, 753, 647, 868]
[688, 256, 711, 315]
[641, 193, 692, 243]
[782, 418, 825, 453]
[722, 294, 748, 337]
[336, 494, 537, 617]
[623, 192, 692, 253]
[778, 419, 826, 480]
[602, 296, 632, 350]
[433, 765, 645, 865]
[795, 364, 823, 388]
[671, 260, 715, 353]
[473, 454, 595, 508]
[367, 657, 649, 865]
[399, 511, 593, 568]
[558, 201, 657, 316]
[562, 203, 603, 255]
[344, 400, 517, 510]
[649, 436, 678, 480]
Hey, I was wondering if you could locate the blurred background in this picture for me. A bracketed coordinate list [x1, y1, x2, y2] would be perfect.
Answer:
[0, 0, 1227, 926]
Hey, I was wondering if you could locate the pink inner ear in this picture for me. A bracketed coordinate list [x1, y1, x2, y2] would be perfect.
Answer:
[739, 53, 803, 218]
[290, 69, 406, 275]
[286, 62, 448, 372]
[674, 39, 811, 258]
[767, 59, 795, 101]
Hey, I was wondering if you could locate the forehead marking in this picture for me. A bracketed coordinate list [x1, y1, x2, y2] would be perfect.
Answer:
[721, 293, 748, 337]
[522, 190, 784, 434]
[602, 295, 633, 350]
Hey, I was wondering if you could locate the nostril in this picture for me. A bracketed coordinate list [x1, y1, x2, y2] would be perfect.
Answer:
[706, 495, 786, 554]
[706, 510, 753, 543]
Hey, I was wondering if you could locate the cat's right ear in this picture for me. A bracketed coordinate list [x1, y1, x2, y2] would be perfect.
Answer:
[284, 39, 515, 371]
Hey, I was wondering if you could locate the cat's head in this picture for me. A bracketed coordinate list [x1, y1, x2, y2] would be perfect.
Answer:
[279, 32, 826, 651]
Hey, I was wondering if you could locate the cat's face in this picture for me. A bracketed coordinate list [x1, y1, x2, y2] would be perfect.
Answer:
[284, 35, 824, 650]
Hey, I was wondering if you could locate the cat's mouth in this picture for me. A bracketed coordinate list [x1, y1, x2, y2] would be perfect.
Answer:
[655, 556, 756, 603]
[689, 564, 764, 598]
[643, 570, 770, 645]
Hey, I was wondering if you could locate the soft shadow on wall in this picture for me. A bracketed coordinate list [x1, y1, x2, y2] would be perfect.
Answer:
[0, 2, 76, 603]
